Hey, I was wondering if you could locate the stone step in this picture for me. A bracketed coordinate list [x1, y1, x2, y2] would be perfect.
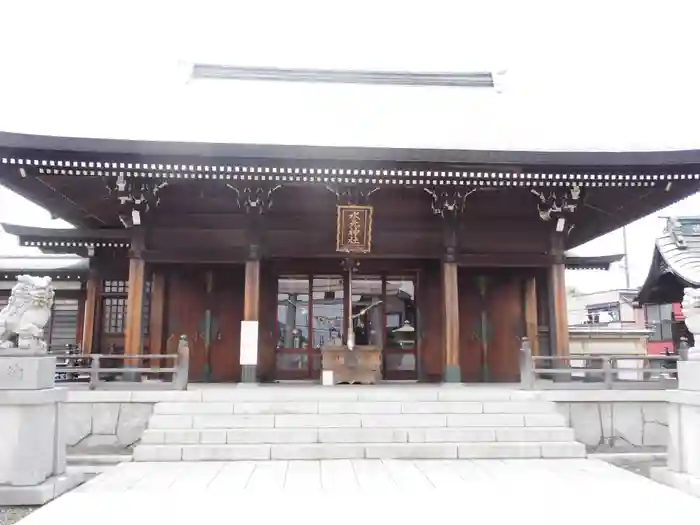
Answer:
[151, 400, 557, 416]
[147, 412, 567, 430]
[133, 441, 586, 461]
[180, 387, 541, 403]
[141, 426, 576, 445]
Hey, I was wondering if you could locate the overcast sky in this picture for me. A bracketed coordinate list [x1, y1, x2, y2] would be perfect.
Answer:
[1, 0, 699, 292]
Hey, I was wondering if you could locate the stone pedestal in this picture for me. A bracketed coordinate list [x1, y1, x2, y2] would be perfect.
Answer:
[651, 361, 700, 497]
[0, 354, 83, 505]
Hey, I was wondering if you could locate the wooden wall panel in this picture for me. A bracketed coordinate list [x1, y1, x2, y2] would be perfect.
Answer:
[418, 260, 443, 382]
[148, 270, 167, 356]
[257, 261, 278, 382]
[209, 267, 244, 382]
[524, 275, 539, 357]
[457, 271, 484, 382]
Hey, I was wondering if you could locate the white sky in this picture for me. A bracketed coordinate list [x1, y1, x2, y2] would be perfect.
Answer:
[1, 0, 699, 292]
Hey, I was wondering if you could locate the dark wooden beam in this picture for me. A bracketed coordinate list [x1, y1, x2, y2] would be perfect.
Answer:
[139, 249, 247, 263]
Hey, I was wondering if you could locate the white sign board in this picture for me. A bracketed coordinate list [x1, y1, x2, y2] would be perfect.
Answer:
[322, 370, 334, 386]
[239, 321, 259, 366]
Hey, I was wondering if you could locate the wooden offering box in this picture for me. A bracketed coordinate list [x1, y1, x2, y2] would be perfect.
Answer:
[321, 345, 382, 384]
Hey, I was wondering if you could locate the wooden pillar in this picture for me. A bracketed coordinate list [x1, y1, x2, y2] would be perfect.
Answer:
[524, 275, 540, 357]
[243, 260, 261, 322]
[241, 259, 261, 382]
[148, 270, 166, 356]
[80, 271, 99, 354]
[124, 257, 146, 366]
[443, 261, 460, 382]
[548, 261, 569, 357]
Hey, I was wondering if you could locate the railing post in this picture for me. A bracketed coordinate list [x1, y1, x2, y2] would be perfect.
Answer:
[172, 335, 190, 391]
[679, 336, 690, 362]
[603, 357, 614, 389]
[89, 354, 101, 390]
[519, 336, 535, 389]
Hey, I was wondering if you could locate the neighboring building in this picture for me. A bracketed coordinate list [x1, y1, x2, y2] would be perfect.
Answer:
[567, 288, 645, 328]
[1, 129, 699, 383]
[636, 216, 700, 352]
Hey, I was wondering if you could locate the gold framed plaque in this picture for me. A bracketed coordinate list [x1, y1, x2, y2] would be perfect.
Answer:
[336, 205, 373, 253]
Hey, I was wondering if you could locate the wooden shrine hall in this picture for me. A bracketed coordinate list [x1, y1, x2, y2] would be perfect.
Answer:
[2, 131, 700, 383]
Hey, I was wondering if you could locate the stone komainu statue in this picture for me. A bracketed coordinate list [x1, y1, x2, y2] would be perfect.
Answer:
[682, 287, 700, 361]
[0, 275, 55, 351]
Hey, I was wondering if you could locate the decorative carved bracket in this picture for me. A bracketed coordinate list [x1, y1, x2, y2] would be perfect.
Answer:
[424, 188, 477, 262]
[226, 184, 282, 260]
[424, 188, 477, 218]
[226, 184, 282, 215]
[110, 175, 168, 228]
[531, 184, 582, 234]
[325, 184, 380, 205]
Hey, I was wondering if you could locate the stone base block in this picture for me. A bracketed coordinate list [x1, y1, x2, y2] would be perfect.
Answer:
[0, 473, 83, 506]
[0, 388, 67, 486]
[651, 466, 700, 498]
[0, 355, 55, 390]
[241, 365, 256, 383]
[443, 365, 461, 383]
[679, 361, 700, 392]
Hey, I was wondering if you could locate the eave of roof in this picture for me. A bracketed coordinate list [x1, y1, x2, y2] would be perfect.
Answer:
[563, 254, 624, 271]
[4, 131, 700, 167]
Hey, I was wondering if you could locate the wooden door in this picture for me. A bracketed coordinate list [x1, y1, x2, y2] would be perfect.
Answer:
[486, 274, 524, 382]
[417, 262, 443, 382]
[458, 271, 485, 382]
[458, 270, 525, 383]
[166, 268, 209, 381]
[208, 267, 245, 382]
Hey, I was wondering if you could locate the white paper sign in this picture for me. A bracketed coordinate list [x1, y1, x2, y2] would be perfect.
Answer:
[239, 321, 259, 366]
[322, 370, 334, 386]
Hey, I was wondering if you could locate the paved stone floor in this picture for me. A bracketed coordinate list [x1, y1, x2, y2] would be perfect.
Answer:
[12, 459, 700, 525]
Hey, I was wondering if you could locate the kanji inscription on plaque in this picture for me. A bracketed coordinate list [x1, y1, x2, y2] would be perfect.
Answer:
[336, 205, 373, 253]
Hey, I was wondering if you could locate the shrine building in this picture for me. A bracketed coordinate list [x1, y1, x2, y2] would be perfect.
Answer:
[1, 131, 700, 383]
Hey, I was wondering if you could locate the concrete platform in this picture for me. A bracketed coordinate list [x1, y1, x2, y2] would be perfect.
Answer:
[13, 459, 700, 525]
[0, 473, 83, 506]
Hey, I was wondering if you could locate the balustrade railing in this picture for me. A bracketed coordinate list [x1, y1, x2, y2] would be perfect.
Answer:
[49, 335, 190, 390]
[519, 336, 681, 390]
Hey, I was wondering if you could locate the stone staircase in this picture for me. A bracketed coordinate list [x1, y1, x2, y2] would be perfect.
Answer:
[132, 386, 585, 461]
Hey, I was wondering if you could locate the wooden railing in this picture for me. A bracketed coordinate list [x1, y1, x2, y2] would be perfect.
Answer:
[51, 335, 190, 390]
[519, 337, 680, 390]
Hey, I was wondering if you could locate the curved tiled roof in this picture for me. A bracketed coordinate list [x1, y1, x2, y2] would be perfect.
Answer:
[655, 218, 700, 286]
[637, 217, 700, 304]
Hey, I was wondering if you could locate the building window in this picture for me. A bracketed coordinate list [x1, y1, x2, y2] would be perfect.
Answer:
[645, 303, 674, 341]
[100, 280, 151, 336]
[103, 296, 127, 334]
[585, 303, 620, 324]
